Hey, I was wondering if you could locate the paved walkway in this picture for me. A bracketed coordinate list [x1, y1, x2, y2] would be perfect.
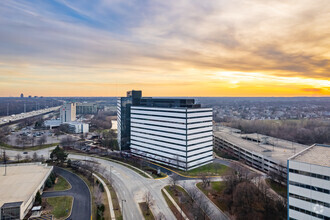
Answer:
[162, 188, 189, 220]
[92, 173, 116, 219]
[42, 167, 91, 220]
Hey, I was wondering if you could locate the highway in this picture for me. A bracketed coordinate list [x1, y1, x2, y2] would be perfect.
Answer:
[0, 106, 60, 126]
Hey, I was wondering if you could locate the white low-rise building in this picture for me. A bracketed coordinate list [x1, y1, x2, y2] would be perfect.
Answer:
[66, 122, 89, 134]
[288, 144, 330, 220]
[0, 163, 53, 220]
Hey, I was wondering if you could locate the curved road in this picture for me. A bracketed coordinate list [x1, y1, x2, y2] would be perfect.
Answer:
[42, 167, 91, 220]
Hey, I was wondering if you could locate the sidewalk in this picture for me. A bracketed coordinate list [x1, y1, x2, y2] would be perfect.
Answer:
[92, 173, 116, 220]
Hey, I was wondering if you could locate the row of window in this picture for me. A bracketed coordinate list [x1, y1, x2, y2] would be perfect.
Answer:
[132, 147, 213, 165]
[131, 141, 212, 158]
[131, 112, 212, 120]
[289, 181, 329, 194]
[131, 116, 212, 125]
[289, 193, 329, 208]
[131, 132, 212, 147]
[289, 168, 329, 181]
[289, 205, 329, 220]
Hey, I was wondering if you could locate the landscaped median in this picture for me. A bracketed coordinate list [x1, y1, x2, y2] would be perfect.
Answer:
[139, 202, 155, 220]
[162, 185, 210, 220]
[196, 181, 228, 213]
[44, 196, 73, 220]
[0, 142, 59, 151]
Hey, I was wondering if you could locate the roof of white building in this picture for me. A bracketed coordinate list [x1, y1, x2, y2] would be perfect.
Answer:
[290, 144, 330, 167]
[0, 163, 53, 208]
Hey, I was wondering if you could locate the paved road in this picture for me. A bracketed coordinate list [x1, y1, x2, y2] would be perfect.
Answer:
[69, 154, 175, 220]
[42, 167, 91, 220]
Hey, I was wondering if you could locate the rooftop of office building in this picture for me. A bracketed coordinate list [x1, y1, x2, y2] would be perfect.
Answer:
[214, 126, 309, 164]
[289, 144, 330, 167]
[0, 163, 53, 208]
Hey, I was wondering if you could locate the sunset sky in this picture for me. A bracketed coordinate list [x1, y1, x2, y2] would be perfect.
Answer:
[0, 0, 329, 97]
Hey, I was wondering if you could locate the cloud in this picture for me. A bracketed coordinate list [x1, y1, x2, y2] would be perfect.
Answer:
[0, 0, 329, 96]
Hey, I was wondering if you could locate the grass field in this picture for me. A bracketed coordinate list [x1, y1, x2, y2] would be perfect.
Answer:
[47, 196, 73, 219]
[183, 163, 230, 176]
[139, 202, 155, 220]
[54, 175, 71, 191]
[0, 142, 58, 151]
[197, 181, 228, 212]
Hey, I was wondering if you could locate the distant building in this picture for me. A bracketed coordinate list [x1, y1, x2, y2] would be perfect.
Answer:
[28, 95, 32, 98]
[66, 122, 89, 133]
[288, 144, 330, 220]
[0, 163, 53, 220]
[60, 103, 76, 123]
[118, 90, 213, 170]
[76, 103, 98, 114]
[20, 93, 24, 98]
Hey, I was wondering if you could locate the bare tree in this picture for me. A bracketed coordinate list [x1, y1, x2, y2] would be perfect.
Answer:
[38, 135, 47, 146]
[15, 153, 22, 162]
[25, 154, 31, 161]
[200, 173, 211, 188]
[156, 212, 166, 220]
[32, 152, 39, 161]
[144, 191, 154, 215]
[170, 173, 180, 190]
[94, 183, 103, 206]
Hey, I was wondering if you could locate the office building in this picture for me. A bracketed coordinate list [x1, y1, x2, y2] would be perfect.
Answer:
[66, 121, 89, 133]
[117, 90, 142, 151]
[0, 163, 53, 220]
[117, 90, 213, 170]
[214, 126, 309, 178]
[76, 103, 98, 114]
[60, 103, 76, 123]
[20, 93, 24, 98]
[288, 144, 330, 220]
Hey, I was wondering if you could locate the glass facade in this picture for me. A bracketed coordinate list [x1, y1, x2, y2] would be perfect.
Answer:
[1, 202, 21, 220]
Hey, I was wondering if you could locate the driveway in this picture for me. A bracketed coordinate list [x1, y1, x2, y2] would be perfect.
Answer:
[42, 167, 91, 220]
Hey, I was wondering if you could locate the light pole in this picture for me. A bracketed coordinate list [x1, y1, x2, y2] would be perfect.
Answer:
[121, 199, 126, 219]
[109, 165, 113, 185]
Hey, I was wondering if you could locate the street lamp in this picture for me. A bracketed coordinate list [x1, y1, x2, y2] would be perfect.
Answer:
[109, 165, 113, 184]
[121, 199, 126, 219]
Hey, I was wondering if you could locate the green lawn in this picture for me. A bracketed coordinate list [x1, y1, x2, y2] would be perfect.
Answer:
[139, 202, 155, 220]
[47, 196, 73, 219]
[183, 163, 230, 176]
[266, 178, 287, 198]
[54, 175, 71, 191]
[197, 181, 228, 212]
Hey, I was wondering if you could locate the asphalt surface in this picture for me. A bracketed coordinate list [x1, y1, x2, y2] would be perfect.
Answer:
[42, 167, 91, 220]
[69, 154, 176, 220]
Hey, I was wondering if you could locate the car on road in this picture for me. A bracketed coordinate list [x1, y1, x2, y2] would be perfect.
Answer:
[23, 152, 28, 154]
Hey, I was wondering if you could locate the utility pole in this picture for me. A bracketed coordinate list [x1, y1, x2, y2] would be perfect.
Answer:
[121, 199, 126, 219]
[3, 151, 7, 176]
[109, 165, 113, 185]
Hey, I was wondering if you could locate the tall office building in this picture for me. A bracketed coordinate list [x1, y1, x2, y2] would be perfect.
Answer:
[288, 144, 330, 220]
[60, 103, 76, 123]
[117, 90, 142, 151]
[117, 90, 213, 170]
